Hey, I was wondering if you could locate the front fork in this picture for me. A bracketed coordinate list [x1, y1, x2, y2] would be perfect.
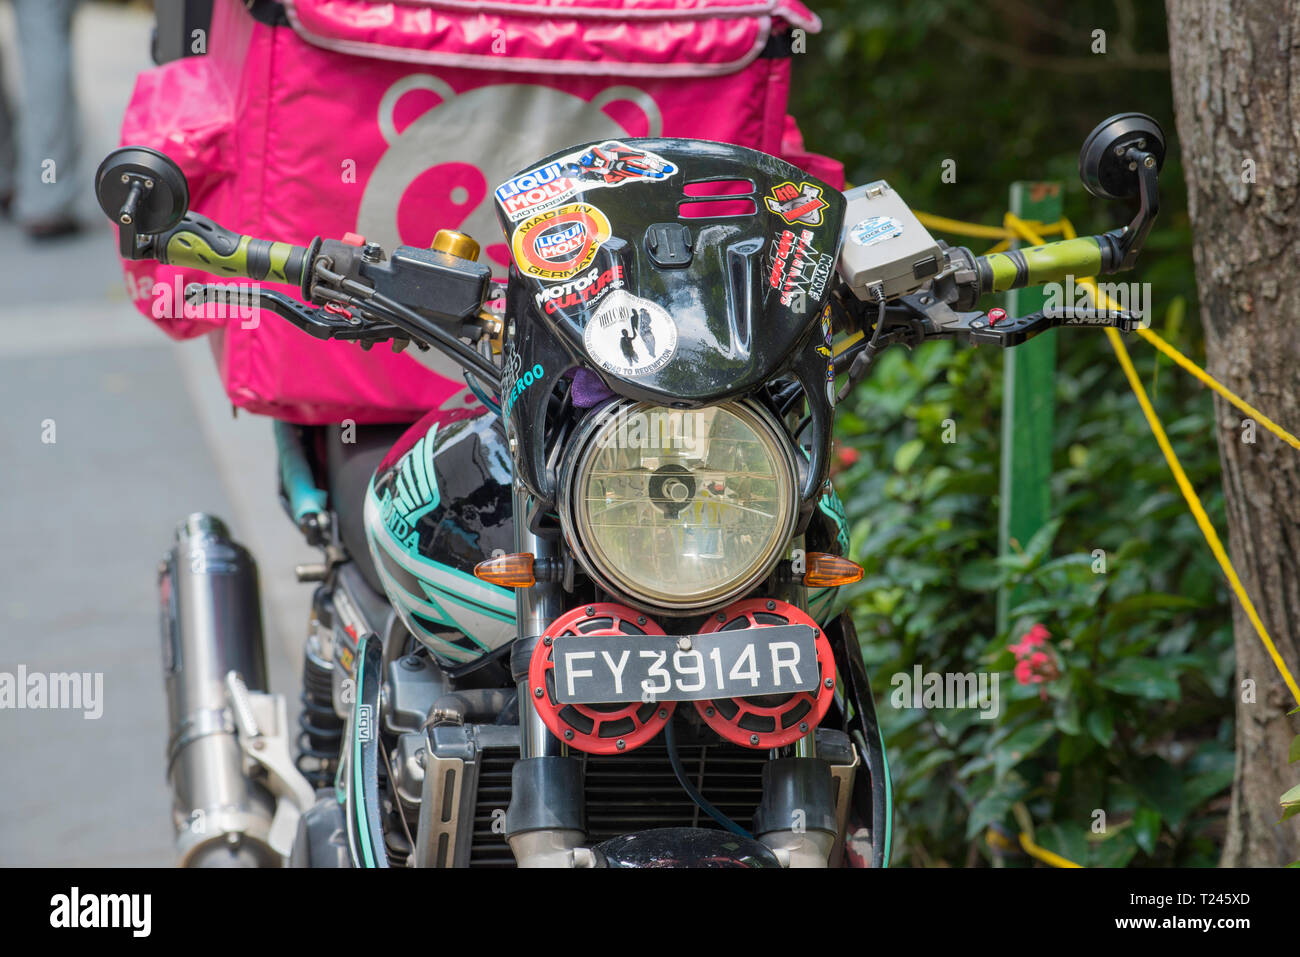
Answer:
[504, 486, 588, 867]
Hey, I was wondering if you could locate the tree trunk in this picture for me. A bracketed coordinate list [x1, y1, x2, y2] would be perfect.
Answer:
[1165, 0, 1300, 866]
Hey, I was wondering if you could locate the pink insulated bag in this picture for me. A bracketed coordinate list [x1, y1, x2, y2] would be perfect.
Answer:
[119, 0, 843, 423]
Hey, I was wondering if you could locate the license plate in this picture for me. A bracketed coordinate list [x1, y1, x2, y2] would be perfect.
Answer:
[551, 624, 819, 704]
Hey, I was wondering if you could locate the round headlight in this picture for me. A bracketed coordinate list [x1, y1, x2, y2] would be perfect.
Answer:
[559, 401, 799, 612]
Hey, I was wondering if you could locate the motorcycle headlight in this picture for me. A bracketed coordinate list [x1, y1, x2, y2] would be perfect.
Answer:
[559, 400, 799, 612]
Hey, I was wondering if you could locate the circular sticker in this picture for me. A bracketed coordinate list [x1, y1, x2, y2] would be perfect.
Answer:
[583, 290, 678, 378]
[511, 203, 612, 281]
[849, 215, 903, 247]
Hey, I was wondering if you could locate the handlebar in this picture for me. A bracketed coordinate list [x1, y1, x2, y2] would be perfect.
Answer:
[94, 142, 501, 390]
[973, 234, 1122, 297]
[155, 213, 313, 288]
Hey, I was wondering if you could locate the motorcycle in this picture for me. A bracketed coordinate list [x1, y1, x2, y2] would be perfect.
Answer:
[94, 111, 1164, 868]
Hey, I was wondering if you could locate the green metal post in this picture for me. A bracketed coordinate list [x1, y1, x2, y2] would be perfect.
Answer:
[996, 182, 1061, 634]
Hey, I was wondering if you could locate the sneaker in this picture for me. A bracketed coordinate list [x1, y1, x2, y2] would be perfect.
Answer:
[23, 215, 82, 240]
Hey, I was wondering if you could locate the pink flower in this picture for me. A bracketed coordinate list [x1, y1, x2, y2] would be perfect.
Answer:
[829, 444, 860, 479]
[1010, 624, 1060, 696]
[1009, 624, 1051, 659]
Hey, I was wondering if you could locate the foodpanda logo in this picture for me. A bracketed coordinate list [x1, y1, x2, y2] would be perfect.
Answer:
[356, 77, 663, 276]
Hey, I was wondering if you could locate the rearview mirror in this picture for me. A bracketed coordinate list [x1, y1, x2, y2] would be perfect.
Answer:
[94, 147, 190, 250]
[1078, 113, 1165, 269]
[1078, 112, 1166, 200]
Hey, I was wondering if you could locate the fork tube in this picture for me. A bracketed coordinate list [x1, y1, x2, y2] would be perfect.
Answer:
[507, 485, 586, 866]
[513, 485, 566, 759]
[794, 731, 817, 759]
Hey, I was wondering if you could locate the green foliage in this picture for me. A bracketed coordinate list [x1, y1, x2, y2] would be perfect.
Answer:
[831, 334, 1233, 867]
[1284, 709, 1300, 840]
[791, 0, 1232, 867]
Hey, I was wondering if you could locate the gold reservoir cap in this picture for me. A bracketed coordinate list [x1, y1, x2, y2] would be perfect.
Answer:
[431, 229, 480, 261]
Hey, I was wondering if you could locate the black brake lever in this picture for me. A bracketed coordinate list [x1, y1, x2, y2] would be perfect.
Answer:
[899, 292, 1144, 348]
[965, 307, 1145, 346]
[192, 285, 404, 344]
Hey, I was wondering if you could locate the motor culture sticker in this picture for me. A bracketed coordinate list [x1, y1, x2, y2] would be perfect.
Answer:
[496, 141, 679, 223]
[534, 264, 626, 315]
[511, 203, 612, 281]
[849, 215, 903, 247]
[583, 290, 678, 378]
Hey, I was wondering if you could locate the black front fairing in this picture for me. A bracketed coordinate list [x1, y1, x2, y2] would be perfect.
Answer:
[494, 138, 845, 507]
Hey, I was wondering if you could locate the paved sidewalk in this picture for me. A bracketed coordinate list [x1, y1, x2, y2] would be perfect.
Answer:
[0, 3, 313, 866]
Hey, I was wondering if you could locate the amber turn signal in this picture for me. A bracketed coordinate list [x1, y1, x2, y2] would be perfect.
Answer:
[802, 552, 864, 588]
[474, 552, 535, 588]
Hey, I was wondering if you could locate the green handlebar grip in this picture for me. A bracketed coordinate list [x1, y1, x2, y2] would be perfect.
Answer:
[980, 236, 1110, 294]
[157, 213, 308, 286]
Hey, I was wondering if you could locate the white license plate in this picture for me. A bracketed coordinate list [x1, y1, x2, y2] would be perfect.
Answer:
[551, 624, 819, 704]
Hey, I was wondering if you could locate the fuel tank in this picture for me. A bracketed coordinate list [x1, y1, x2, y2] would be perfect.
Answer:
[362, 407, 518, 667]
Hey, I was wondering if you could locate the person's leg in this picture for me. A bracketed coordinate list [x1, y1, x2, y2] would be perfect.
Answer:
[12, 0, 81, 232]
[0, 40, 15, 213]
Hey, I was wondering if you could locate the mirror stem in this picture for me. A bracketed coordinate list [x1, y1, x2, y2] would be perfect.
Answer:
[1113, 148, 1160, 270]
[113, 175, 159, 261]
[118, 179, 148, 226]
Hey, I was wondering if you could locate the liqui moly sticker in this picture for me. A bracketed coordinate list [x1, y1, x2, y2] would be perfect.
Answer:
[511, 203, 612, 281]
[495, 162, 577, 221]
[583, 290, 678, 378]
[496, 141, 679, 222]
[850, 216, 903, 247]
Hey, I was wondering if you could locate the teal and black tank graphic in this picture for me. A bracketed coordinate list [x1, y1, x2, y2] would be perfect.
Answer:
[363, 408, 518, 666]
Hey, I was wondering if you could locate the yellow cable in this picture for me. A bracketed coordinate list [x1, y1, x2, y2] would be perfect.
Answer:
[905, 207, 1300, 849]
[1012, 803, 1082, 867]
[1002, 215, 1300, 707]
[916, 210, 1069, 242]
[1034, 215, 1300, 448]
[1106, 326, 1300, 706]
[1132, 328, 1300, 450]
[833, 329, 863, 357]
[1019, 832, 1083, 868]
[915, 211, 1015, 240]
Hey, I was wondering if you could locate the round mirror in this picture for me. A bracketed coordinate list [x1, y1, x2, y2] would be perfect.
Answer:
[94, 146, 190, 234]
[1078, 113, 1166, 200]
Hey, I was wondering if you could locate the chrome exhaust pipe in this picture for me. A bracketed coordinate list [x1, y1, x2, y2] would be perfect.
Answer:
[159, 514, 279, 867]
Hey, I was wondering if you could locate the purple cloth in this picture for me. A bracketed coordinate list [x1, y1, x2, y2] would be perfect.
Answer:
[570, 367, 617, 408]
